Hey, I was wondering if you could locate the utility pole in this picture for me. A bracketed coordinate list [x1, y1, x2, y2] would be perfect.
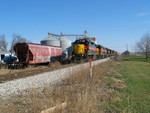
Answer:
[126, 44, 128, 51]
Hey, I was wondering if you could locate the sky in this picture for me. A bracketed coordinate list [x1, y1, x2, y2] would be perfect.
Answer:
[0, 0, 150, 53]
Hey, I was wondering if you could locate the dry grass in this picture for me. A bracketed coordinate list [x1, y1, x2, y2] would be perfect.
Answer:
[0, 60, 124, 113]
[0, 66, 38, 75]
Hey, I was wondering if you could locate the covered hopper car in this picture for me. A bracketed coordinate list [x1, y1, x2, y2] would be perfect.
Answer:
[14, 43, 62, 65]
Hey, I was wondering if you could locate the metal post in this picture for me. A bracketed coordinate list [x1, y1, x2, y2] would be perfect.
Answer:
[90, 59, 92, 78]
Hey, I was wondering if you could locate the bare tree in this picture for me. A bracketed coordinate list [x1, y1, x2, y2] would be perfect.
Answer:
[0, 34, 8, 50]
[137, 32, 150, 60]
[10, 34, 29, 53]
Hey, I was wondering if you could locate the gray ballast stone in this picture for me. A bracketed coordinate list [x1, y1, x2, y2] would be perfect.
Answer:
[0, 58, 110, 98]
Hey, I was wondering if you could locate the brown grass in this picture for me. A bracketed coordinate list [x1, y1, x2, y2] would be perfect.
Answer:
[0, 60, 125, 113]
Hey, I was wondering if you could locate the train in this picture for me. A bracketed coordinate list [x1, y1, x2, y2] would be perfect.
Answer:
[13, 35, 117, 67]
[72, 38, 116, 61]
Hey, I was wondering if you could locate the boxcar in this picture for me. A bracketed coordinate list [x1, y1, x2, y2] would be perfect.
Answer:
[14, 43, 62, 65]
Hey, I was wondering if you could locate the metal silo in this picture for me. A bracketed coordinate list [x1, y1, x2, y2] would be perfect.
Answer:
[41, 35, 60, 47]
[59, 36, 72, 59]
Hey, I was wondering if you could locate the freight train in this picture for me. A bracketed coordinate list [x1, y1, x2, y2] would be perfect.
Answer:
[13, 37, 117, 66]
[71, 38, 116, 62]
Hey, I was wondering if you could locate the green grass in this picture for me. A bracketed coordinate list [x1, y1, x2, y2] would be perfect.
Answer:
[103, 56, 150, 113]
[122, 55, 150, 62]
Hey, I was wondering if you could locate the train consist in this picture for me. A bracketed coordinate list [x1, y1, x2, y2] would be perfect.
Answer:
[72, 38, 116, 61]
[13, 32, 117, 66]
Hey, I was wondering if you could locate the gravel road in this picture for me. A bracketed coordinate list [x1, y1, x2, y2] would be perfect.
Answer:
[0, 58, 110, 98]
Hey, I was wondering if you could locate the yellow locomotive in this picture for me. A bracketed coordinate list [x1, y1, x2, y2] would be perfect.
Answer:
[72, 39, 98, 61]
[72, 38, 116, 61]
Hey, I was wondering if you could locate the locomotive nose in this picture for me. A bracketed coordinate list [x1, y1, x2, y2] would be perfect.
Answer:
[74, 44, 85, 54]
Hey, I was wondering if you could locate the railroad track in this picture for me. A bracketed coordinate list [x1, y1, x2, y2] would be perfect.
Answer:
[0, 58, 111, 83]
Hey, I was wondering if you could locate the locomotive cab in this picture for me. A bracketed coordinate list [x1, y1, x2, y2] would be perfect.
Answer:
[72, 39, 87, 61]
[72, 39, 98, 61]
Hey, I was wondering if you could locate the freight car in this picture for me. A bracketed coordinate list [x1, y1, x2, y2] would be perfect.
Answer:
[41, 33, 72, 63]
[14, 43, 62, 66]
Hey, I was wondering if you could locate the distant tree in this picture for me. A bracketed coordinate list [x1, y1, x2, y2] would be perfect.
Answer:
[10, 34, 30, 53]
[0, 34, 8, 50]
[137, 32, 150, 60]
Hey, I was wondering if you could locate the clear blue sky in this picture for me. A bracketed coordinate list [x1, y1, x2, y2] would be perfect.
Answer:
[0, 0, 150, 53]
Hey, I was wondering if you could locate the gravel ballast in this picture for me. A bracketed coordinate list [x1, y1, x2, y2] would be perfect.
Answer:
[0, 58, 110, 98]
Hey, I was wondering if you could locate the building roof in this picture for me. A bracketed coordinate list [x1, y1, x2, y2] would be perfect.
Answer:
[122, 50, 130, 55]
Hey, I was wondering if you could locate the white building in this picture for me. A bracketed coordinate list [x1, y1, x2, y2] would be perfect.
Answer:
[0, 47, 9, 63]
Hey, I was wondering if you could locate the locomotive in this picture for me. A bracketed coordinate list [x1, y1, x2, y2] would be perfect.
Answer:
[72, 38, 98, 61]
[72, 38, 116, 61]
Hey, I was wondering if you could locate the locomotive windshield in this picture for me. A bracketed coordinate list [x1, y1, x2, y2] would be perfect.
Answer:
[73, 39, 89, 46]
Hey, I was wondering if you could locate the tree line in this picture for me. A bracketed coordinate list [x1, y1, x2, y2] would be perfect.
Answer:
[0, 34, 29, 53]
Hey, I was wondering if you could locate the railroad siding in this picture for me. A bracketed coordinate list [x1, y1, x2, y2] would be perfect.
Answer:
[0, 58, 110, 98]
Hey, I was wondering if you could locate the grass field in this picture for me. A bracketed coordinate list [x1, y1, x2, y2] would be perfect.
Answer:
[122, 55, 150, 62]
[104, 56, 150, 113]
